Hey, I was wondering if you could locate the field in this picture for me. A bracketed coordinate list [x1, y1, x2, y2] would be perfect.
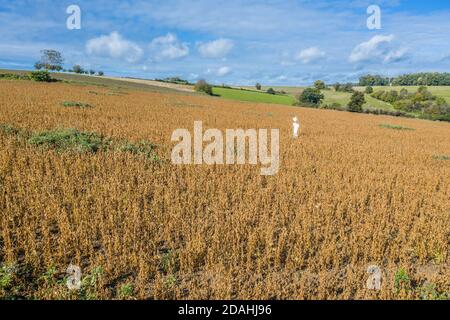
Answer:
[0, 78, 449, 300]
[213, 87, 296, 106]
[359, 86, 450, 104]
[242, 85, 450, 110]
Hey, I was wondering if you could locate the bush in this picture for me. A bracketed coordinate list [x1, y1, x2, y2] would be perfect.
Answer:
[0, 73, 29, 80]
[28, 128, 109, 153]
[333, 82, 354, 93]
[348, 91, 365, 112]
[194, 80, 213, 95]
[73, 65, 84, 74]
[29, 70, 52, 82]
[61, 101, 93, 109]
[255, 83, 262, 90]
[298, 88, 324, 106]
[314, 80, 326, 90]
[365, 86, 374, 94]
[266, 88, 276, 95]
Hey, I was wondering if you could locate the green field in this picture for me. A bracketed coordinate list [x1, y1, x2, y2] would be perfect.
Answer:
[320, 89, 395, 110]
[355, 86, 450, 104]
[213, 87, 296, 105]
[243, 85, 450, 110]
[240, 86, 395, 110]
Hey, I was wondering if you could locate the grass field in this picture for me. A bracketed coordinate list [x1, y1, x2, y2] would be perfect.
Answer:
[244, 85, 450, 110]
[213, 87, 296, 106]
[356, 86, 450, 104]
[0, 78, 449, 300]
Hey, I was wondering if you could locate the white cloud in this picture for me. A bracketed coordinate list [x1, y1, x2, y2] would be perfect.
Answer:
[86, 32, 143, 63]
[296, 47, 326, 64]
[205, 66, 232, 76]
[384, 48, 408, 63]
[198, 39, 234, 58]
[349, 34, 407, 64]
[217, 66, 231, 76]
[149, 33, 189, 60]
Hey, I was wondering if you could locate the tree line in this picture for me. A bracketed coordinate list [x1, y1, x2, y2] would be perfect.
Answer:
[34, 49, 104, 76]
[359, 73, 450, 86]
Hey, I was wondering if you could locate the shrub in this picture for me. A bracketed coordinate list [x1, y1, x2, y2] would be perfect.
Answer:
[314, 80, 326, 90]
[29, 70, 52, 82]
[365, 86, 374, 94]
[61, 101, 93, 109]
[28, 128, 109, 153]
[298, 88, 324, 106]
[348, 91, 365, 112]
[0, 73, 29, 80]
[394, 268, 412, 294]
[194, 80, 213, 95]
[379, 124, 415, 131]
[266, 88, 276, 95]
[73, 65, 84, 74]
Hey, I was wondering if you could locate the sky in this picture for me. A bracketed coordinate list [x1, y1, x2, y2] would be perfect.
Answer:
[1, 0, 450, 85]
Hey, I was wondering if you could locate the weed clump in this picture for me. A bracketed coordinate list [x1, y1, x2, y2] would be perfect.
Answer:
[61, 101, 94, 109]
[118, 140, 158, 160]
[379, 123, 415, 131]
[28, 128, 109, 153]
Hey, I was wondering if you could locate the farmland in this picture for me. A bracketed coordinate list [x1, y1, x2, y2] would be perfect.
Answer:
[0, 77, 449, 300]
[212, 87, 296, 106]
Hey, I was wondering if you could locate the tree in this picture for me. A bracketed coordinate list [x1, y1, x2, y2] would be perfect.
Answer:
[34, 62, 44, 70]
[89, 70, 95, 75]
[348, 91, 365, 112]
[72, 65, 83, 74]
[97, 71, 104, 76]
[333, 83, 341, 92]
[194, 79, 213, 95]
[359, 74, 389, 86]
[342, 83, 354, 93]
[255, 83, 262, 90]
[365, 86, 374, 94]
[35, 50, 64, 71]
[298, 88, 324, 106]
[266, 88, 276, 95]
[314, 80, 326, 90]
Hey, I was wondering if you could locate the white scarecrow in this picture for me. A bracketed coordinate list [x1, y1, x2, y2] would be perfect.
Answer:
[293, 116, 300, 138]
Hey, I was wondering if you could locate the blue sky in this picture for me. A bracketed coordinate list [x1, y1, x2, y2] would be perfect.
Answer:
[1, 0, 450, 85]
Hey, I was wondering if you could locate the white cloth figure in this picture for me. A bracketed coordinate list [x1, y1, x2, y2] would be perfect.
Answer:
[293, 116, 300, 138]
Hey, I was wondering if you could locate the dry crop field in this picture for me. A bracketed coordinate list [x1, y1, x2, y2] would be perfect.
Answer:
[0, 80, 449, 300]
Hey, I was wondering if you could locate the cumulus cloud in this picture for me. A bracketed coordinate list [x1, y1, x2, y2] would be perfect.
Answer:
[198, 39, 234, 58]
[86, 32, 143, 63]
[206, 66, 232, 76]
[217, 66, 231, 76]
[296, 47, 326, 64]
[349, 34, 407, 64]
[149, 33, 189, 61]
